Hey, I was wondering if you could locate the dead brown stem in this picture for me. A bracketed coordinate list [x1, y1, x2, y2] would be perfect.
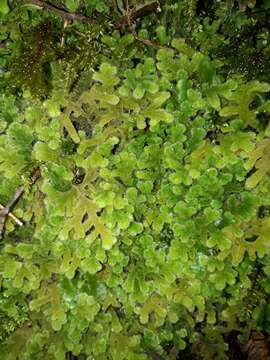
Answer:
[115, 1, 164, 29]
[21, 0, 93, 23]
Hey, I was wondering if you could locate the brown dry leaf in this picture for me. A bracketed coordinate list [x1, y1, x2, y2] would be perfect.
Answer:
[241, 331, 270, 360]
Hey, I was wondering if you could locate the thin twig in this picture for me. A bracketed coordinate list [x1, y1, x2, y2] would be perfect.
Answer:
[0, 204, 23, 226]
[120, 2, 172, 50]
[147, 351, 164, 360]
[4, 187, 25, 212]
[61, 19, 69, 47]
[134, 35, 172, 50]
[0, 168, 41, 239]
[30, 167, 42, 185]
[0, 187, 24, 239]
[115, 0, 164, 29]
[21, 0, 93, 22]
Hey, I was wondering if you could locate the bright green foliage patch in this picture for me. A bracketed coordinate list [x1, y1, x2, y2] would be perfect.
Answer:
[0, 1, 270, 360]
